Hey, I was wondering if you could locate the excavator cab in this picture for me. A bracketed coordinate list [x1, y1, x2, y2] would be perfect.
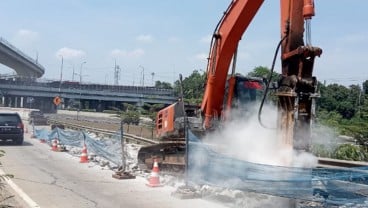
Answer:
[233, 76, 264, 106]
[223, 75, 265, 118]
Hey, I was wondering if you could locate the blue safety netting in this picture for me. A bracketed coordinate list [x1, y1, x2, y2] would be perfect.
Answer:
[33, 127, 368, 205]
[33, 127, 124, 167]
[187, 130, 368, 206]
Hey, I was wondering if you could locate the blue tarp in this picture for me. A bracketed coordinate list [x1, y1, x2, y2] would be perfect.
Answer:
[33, 127, 123, 166]
[187, 130, 368, 205]
[33, 127, 368, 205]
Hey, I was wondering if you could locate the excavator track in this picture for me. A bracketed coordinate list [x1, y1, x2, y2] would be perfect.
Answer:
[137, 141, 186, 172]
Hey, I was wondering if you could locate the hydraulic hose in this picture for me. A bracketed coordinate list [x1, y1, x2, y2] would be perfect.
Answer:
[258, 34, 288, 129]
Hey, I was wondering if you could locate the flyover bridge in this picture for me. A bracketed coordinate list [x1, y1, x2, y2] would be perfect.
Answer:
[0, 78, 177, 113]
[0, 37, 45, 78]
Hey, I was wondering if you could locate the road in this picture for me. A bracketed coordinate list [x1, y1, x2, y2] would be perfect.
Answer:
[0, 127, 226, 208]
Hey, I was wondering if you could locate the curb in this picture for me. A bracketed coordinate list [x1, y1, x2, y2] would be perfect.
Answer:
[0, 168, 40, 208]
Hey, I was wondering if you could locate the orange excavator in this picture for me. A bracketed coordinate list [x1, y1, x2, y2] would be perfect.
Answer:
[138, 0, 322, 169]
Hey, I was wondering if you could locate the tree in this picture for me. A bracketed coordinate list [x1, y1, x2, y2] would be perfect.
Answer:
[155, 81, 173, 89]
[247, 66, 280, 82]
[173, 70, 206, 104]
[317, 83, 357, 119]
[119, 103, 140, 124]
[142, 103, 165, 121]
[363, 80, 368, 95]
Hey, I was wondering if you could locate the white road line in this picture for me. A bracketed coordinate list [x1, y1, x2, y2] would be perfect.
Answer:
[0, 168, 40, 208]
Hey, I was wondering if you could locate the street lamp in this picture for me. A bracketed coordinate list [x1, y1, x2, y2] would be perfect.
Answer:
[80, 61, 86, 84]
[139, 65, 144, 87]
[77, 61, 86, 120]
[151, 72, 155, 86]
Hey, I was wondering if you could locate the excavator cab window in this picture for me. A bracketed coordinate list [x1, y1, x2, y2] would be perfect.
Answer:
[233, 78, 264, 110]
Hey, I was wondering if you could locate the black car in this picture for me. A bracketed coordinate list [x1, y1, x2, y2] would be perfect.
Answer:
[0, 113, 24, 145]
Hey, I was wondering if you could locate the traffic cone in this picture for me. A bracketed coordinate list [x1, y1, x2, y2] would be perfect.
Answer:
[146, 159, 163, 187]
[80, 144, 89, 163]
[51, 139, 58, 151]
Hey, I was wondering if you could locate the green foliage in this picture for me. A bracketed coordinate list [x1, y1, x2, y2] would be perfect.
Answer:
[315, 80, 368, 161]
[121, 111, 140, 125]
[318, 83, 361, 119]
[173, 70, 206, 104]
[363, 80, 368, 95]
[247, 66, 280, 82]
[311, 144, 333, 158]
[333, 144, 368, 161]
[122, 103, 137, 111]
[141, 103, 165, 121]
[155, 81, 173, 89]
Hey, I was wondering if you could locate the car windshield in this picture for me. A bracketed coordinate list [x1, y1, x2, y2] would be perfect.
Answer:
[0, 115, 19, 125]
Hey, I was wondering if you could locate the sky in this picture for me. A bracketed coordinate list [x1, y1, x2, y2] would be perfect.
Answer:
[0, 0, 367, 87]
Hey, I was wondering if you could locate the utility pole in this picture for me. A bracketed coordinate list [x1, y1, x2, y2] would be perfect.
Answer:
[138, 65, 145, 87]
[59, 56, 63, 93]
[77, 61, 86, 120]
[114, 60, 121, 86]
[72, 66, 75, 82]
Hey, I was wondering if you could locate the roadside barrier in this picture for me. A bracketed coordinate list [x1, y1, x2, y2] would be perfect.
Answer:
[32, 127, 368, 205]
[33, 127, 134, 170]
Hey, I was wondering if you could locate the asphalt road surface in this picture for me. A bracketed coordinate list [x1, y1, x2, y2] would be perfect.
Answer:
[0, 126, 226, 208]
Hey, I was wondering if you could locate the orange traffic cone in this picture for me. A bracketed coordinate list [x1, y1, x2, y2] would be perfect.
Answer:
[51, 139, 58, 151]
[146, 159, 163, 187]
[80, 144, 89, 163]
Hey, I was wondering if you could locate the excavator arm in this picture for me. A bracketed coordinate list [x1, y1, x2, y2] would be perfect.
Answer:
[278, 0, 322, 150]
[201, 0, 264, 129]
[141, 0, 322, 171]
[201, 0, 321, 151]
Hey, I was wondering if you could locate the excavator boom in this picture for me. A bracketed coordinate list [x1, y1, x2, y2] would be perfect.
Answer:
[201, 0, 264, 129]
[138, 0, 321, 170]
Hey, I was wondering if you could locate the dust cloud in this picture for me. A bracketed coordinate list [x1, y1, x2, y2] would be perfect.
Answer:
[186, 104, 320, 207]
[201, 104, 318, 167]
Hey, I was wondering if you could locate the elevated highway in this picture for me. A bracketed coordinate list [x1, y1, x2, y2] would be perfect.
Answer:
[0, 37, 45, 78]
[0, 78, 177, 113]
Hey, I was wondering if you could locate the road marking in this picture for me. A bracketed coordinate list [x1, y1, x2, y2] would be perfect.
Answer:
[0, 168, 40, 208]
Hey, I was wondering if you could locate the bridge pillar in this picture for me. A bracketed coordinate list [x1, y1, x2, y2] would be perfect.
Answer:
[14, 97, 18, 108]
[20, 97, 24, 108]
[6, 96, 12, 107]
[96, 101, 105, 112]
[1, 96, 4, 107]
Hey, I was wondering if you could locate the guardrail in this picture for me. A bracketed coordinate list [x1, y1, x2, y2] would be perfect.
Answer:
[48, 119, 159, 145]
